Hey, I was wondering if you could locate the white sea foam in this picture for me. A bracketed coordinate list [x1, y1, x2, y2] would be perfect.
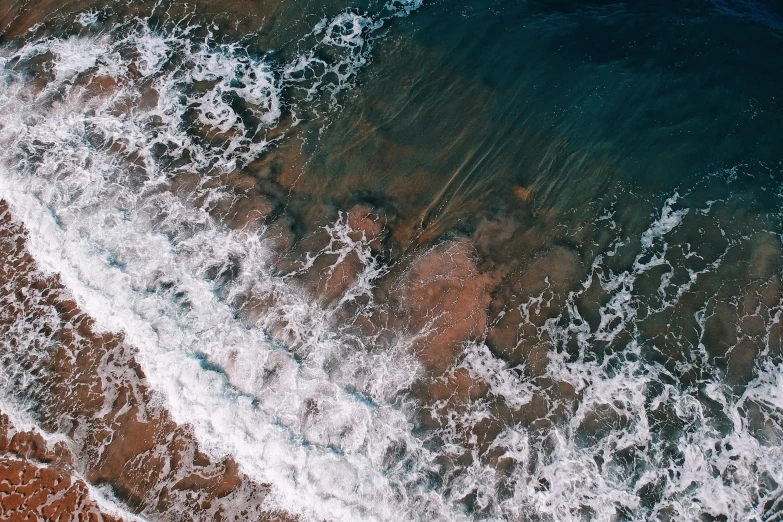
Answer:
[0, 394, 149, 522]
[0, 3, 469, 521]
[403, 184, 782, 521]
[1, 3, 782, 521]
[530, 190, 783, 521]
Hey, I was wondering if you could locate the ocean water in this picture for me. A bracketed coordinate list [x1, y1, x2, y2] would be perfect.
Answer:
[0, 0, 782, 520]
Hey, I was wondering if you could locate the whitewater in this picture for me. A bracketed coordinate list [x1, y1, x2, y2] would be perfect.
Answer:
[1, 1, 782, 521]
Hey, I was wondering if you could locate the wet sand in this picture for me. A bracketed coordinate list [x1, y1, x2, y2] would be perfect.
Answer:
[2, 0, 783, 518]
[0, 200, 295, 521]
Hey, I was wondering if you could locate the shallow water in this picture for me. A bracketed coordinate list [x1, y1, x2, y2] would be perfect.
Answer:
[1, 0, 782, 520]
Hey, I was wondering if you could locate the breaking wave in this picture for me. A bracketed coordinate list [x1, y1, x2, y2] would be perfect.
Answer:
[1, 1, 782, 521]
